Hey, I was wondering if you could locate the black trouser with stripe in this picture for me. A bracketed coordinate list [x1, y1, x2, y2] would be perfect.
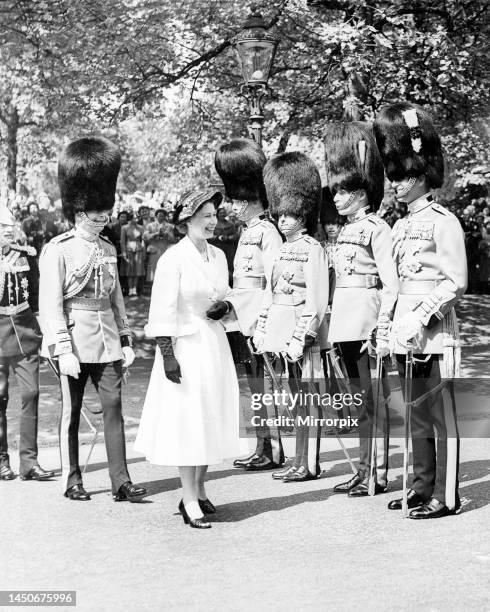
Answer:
[397, 354, 460, 510]
[337, 341, 389, 487]
[245, 348, 284, 465]
[0, 352, 39, 473]
[288, 361, 322, 476]
[59, 360, 130, 494]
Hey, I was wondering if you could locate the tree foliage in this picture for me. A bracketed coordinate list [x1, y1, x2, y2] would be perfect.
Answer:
[0, 0, 488, 199]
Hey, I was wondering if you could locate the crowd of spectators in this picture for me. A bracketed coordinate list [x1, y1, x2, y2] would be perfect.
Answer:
[5, 189, 490, 295]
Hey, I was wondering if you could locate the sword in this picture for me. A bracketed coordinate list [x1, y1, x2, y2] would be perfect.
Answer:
[368, 355, 383, 496]
[247, 339, 295, 423]
[402, 342, 414, 518]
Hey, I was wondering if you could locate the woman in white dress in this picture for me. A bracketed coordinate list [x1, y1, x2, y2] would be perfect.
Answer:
[134, 189, 241, 529]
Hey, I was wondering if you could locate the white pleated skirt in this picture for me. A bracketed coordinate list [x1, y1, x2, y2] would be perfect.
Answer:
[134, 318, 243, 466]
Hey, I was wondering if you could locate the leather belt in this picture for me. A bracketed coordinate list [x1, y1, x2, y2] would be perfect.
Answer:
[272, 292, 305, 306]
[233, 277, 266, 290]
[0, 301, 29, 316]
[336, 274, 380, 289]
[399, 280, 440, 295]
[64, 296, 111, 311]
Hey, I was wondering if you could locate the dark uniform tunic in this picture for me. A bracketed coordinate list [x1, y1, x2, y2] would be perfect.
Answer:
[0, 244, 42, 472]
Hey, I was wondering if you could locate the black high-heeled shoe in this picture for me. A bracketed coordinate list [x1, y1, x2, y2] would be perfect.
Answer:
[198, 498, 216, 514]
[178, 500, 212, 529]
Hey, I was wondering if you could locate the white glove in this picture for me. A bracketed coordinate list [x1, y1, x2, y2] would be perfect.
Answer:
[395, 311, 424, 348]
[251, 334, 265, 354]
[375, 339, 390, 357]
[58, 352, 81, 379]
[122, 346, 135, 368]
[286, 337, 304, 362]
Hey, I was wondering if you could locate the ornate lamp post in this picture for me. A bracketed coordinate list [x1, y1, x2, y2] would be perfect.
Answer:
[233, 6, 279, 147]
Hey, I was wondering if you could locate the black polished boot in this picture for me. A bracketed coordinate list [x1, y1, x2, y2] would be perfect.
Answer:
[272, 465, 297, 481]
[282, 466, 318, 483]
[233, 453, 259, 468]
[409, 497, 460, 519]
[64, 484, 91, 501]
[113, 481, 148, 502]
[245, 455, 280, 471]
[20, 464, 55, 481]
[348, 481, 387, 497]
[0, 464, 16, 480]
[333, 471, 364, 493]
[387, 489, 426, 510]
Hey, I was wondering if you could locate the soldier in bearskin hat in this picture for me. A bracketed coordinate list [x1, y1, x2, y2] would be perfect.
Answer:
[324, 122, 398, 497]
[317, 187, 352, 426]
[0, 203, 54, 481]
[212, 138, 285, 471]
[374, 103, 467, 519]
[38, 136, 147, 502]
[253, 152, 329, 482]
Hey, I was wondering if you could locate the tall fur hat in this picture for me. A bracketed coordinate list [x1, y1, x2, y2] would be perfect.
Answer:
[214, 138, 267, 205]
[58, 136, 121, 223]
[263, 151, 321, 235]
[373, 102, 444, 188]
[319, 186, 341, 226]
[324, 121, 384, 211]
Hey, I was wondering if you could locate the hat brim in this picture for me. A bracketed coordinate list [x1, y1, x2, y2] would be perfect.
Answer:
[178, 190, 223, 222]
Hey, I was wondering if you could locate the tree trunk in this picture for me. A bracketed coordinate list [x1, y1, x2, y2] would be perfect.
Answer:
[6, 104, 19, 191]
[276, 112, 297, 153]
[343, 72, 368, 121]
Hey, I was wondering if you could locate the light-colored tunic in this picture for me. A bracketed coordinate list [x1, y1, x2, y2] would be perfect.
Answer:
[39, 228, 130, 363]
[134, 236, 242, 465]
[253, 232, 329, 358]
[328, 209, 399, 343]
[226, 216, 283, 337]
[391, 194, 467, 357]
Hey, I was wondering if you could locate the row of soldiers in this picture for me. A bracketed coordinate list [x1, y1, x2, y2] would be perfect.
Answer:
[212, 102, 467, 520]
[0, 101, 467, 519]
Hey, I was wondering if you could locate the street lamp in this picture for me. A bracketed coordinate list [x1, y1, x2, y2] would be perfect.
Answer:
[233, 6, 279, 147]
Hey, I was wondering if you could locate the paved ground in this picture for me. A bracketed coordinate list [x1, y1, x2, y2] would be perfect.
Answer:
[2, 438, 490, 611]
[2, 295, 490, 611]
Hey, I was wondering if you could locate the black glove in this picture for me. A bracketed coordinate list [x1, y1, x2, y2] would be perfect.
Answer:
[156, 336, 181, 384]
[304, 333, 316, 348]
[206, 300, 232, 320]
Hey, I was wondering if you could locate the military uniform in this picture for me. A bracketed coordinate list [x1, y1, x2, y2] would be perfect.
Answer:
[229, 216, 283, 337]
[392, 193, 467, 510]
[0, 242, 43, 475]
[328, 208, 398, 490]
[254, 232, 329, 478]
[227, 215, 284, 466]
[39, 227, 132, 493]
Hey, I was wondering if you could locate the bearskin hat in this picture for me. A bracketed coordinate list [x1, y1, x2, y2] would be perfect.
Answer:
[263, 151, 322, 235]
[58, 136, 121, 223]
[319, 185, 341, 226]
[324, 121, 384, 211]
[214, 138, 267, 205]
[373, 102, 444, 188]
